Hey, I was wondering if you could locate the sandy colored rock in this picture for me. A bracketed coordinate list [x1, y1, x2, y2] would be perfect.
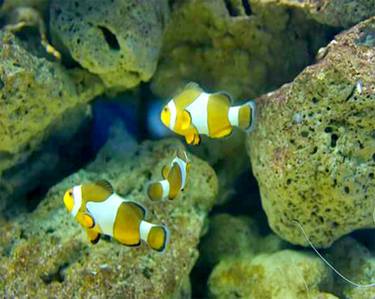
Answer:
[0, 132, 218, 298]
[50, 0, 169, 90]
[151, 0, 334, 100]
[208, 250, 334, 299]
[247, 17, 375, 247]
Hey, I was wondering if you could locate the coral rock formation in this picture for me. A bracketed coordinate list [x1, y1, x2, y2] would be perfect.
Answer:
[50, 0, 169, 90]
[0, 31, 104, 210]
[247, 17, 375, 247]
[208, 250, 334, 299]
[151, 0, 335, 100]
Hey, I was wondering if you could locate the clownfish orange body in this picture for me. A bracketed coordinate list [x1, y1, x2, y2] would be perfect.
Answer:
[147, 151, 190, 201]
[160, 82, 256, 145]
[63, 180, 169, 252]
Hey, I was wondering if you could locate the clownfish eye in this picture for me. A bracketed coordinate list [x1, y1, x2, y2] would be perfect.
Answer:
[163, 107, 168, 112]
[69, 191, 73, 196]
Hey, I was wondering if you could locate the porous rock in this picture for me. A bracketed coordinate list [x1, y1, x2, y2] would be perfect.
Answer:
[50, 0, 169, 90]
[0, 31, 104, 210]
[247, 17, 375, 247]
[0, 134, 218, 298]
[151, 0, 335, 100]
[208, 250, 335, 299]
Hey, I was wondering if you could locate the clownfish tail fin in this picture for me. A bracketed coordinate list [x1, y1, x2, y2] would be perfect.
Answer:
[146, 180, 170, 201]
[140, 221, 170, 252]
[228, 100, 256, 133]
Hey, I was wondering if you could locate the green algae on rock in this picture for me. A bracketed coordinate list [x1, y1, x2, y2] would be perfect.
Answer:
[0, 133, 218, 298]
[247, 17, 375, 247]
[208, 250, 335, 299]
[151, 0, 335, 100]
[50, 0, 169, 91]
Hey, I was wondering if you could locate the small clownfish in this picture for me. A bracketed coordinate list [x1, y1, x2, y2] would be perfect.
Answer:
[63, 180, 169, 252]
[160, 82, 256, 145]
[147, 151, 191, 201]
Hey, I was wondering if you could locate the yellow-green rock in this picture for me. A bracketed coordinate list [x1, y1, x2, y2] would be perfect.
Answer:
[151, 0, 334, 100]
[50, 0, 169, 91]
[0, 31, 104, 210]
[208, 250, 334, 299]
[247, 17, 375, 247]
[0, 134, 218, 298]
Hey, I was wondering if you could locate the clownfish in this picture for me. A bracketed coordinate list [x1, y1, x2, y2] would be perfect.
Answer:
[147, 151, 190, 201]
[63, 180, 169, 252]
[160, 82, 256, 145]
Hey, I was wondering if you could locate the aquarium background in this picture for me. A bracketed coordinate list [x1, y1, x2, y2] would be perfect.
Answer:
[0, 0, 374, 298]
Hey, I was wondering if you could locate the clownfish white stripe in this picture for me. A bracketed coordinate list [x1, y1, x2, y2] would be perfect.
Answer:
[86, 193, 124, 236]
[228, 106, 241, 127]
[168, 100, 177, 130]
[139, 220, 154, 241]
[71, 185, 82, 217]
[160, 179, 170, 199]
[174, 158, 187, 187]
[186, 92, 210, 135]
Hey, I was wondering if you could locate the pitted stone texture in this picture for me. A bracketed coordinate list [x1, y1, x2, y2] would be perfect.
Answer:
[151, 0, 334, 100]
[50, 0, 169, 90]
[247, 17, 375, 247]
[0, 32, 104, 210]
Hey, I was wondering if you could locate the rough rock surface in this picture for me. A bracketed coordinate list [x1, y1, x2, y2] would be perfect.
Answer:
[279, 0, 375, 28]
[151, 0, 335, 100]
[247, 17, 375, 247]
[0, 31, 104, 210]
[208, 250, 335, 299]
[50, 0, 169, 90]
[328, 237, 375, 299]
[0, 0, 49, 15]
[0, 133, 218, 298]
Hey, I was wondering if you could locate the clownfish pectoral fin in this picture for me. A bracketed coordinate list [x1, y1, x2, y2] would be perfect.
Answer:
[77, 213, 95, 228]
[87, 229, 101, 244]
[161, 165, 170, 179]
[180, 110, 191, 130]
[140, 221, 170, 252]
[94, 180, 114, 194]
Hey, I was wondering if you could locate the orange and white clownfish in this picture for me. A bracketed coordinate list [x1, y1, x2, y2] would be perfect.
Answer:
[160, 82, 256, 145]
[63, 180, 169, 252]
[147, 151, 191, 201]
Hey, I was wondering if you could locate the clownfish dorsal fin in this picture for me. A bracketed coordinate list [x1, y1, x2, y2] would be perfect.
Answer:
[94, 180, 114, 194]
[184, 81, 202, 92]
[211, 91, 233, 106]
